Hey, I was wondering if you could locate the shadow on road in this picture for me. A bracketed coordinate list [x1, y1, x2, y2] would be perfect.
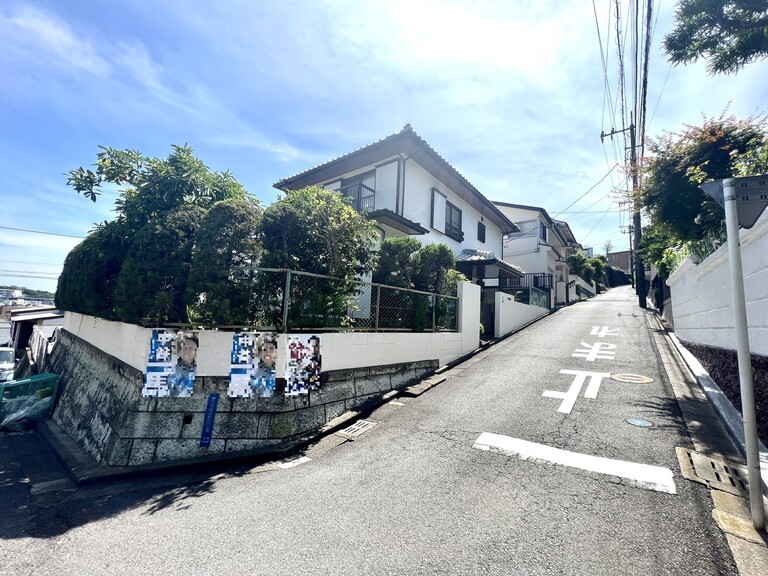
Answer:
[627, 395, 689, 435]
[0, 445, 262, 540]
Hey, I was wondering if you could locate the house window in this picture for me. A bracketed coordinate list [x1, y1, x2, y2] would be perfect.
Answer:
[445, 201, 463, 242]
[339, 170, 375, 213]
[477, 222, 486, 243]
[540, 222, 547, 242]
[510, 219, 538, 238]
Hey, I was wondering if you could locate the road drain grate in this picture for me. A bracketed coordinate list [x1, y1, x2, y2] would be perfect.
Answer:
[339, 420, 376, 437]
[676, 448, 750, 496]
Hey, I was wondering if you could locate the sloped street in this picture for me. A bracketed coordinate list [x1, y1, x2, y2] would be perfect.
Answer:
[2, 287, 745, 575]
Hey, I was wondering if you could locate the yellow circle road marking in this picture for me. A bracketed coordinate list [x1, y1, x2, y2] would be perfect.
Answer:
[611, 373, 654, 384]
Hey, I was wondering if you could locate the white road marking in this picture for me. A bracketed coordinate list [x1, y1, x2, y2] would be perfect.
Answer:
[572, 341, 617, 361]
[590, 326, 619, 337]
[472, 433, 676, 494]
[277, 456, 312, 469]
[542, 370, 611, 413]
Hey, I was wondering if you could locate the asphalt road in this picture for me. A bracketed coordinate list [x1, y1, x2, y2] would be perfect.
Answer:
[3, 286, 736, 575]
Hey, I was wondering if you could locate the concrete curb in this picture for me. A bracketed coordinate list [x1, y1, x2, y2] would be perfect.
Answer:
[664, 329, 768, 495]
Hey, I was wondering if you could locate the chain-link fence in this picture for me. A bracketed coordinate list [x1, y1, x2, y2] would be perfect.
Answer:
[214, 268, 458, 332]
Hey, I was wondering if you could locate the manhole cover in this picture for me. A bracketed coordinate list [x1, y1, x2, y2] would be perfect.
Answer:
[611, 373, 654, 383]
[626, 418, 653, 428]
[338, 420, 376, 437]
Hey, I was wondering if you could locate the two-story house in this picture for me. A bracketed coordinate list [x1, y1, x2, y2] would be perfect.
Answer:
[493, 202, 582, 307]
[274, 125, 522, 288]
[607, 250, 632, 276]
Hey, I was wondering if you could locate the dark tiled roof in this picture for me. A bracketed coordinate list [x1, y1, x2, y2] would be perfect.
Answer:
[456, 249, 523, 276]
[274, 125, 517, 234]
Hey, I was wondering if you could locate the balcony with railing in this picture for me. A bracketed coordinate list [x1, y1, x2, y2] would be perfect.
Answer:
[500, 272, 553, 290]
[339, 182, 375, 213]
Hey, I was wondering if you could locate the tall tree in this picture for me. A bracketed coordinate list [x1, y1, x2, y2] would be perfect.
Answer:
[58, 145, 248, 323]
[55, 220, 130, 320]
[640, 113, 767, 242]
[186, 198, 262, 326]
[412, 244, 456, 294]
[259, 186, 378, 279]
[639, 113, 768, 275]
[67, 144, 246, 227]
[664, 0, 768, 74]
[373, 237, 422, 288]
[113, 205, 206, 325]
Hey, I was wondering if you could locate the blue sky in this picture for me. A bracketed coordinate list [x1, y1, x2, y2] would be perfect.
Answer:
[2, 0, 767, 293]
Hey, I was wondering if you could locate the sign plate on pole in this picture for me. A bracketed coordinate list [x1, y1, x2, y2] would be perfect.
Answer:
[200, 392, 220, 448]
[699, 176, 768, 530]
[701, 176, 768, 229]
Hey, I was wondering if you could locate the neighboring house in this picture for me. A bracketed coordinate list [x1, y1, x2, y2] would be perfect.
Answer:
[274, 125, 522, 287]
[607, 250, 632, 276]
[493, 203, 581, 307]
[8, 306, 63, 354]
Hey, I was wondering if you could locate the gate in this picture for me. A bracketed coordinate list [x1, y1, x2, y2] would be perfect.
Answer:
[481, 288, 496, 337]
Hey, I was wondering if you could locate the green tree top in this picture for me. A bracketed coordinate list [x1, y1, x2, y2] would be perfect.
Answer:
[373, 237, 422, 288]
[664, 0, 768, 74]
[58, 145, 252, 324]
[640, 113, 767, 242]
[66, 144, 247, 228]
[259, 186, 378, 280]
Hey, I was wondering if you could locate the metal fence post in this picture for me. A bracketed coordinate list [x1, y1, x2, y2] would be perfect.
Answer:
[432, 293, 436, 332]
[375, 284, 381, 332]
[282, 269, 292, 333]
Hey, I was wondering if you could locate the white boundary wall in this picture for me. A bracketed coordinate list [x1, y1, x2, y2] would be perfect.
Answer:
[494, 292, 549, 338]
[574, 276, 595, 298]
[666, 211, 768, 355]
[63, 282, 482, 374]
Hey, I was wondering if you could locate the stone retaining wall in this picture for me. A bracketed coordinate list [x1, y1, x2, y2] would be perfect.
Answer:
[48, 330, 436, 466]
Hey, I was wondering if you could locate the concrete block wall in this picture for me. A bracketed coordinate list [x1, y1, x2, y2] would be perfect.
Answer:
[667, 211, 768, 356]
[49, 329, 438, 466]
[494, 292, 549, 338]
[49, 282, 480, 466]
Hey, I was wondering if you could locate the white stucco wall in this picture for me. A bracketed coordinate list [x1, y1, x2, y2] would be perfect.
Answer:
[494, 291, 549, 338]
[374, 160, 399, 211]
[666, 210, 768, 355]
[402, 161, 503, 256]
[62, 282, 482, 377]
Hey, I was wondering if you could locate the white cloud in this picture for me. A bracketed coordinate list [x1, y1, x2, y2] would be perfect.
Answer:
[0, 4, 111, 76]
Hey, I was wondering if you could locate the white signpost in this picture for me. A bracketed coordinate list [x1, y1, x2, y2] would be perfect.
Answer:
[700, 175, 768, 531]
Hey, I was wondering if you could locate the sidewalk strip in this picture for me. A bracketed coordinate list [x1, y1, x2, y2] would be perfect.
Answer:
[473, 432, 677, 494]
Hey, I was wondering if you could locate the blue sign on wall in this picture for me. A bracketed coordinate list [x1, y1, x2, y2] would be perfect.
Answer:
[200, 392, 220, 448]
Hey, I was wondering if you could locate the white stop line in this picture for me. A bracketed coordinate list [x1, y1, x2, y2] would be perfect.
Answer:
[473, 433, 676, 494]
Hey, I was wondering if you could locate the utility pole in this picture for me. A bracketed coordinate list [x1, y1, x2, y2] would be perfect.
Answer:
[600, 120, 646, 308]
[629, 119, 646, 308]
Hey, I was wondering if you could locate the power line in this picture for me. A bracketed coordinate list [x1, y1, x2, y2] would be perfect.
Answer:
[552, 210, 621, 215]
[580, 200, 617, 243]
[552, 164, 619, 219]
[638, 0, 654, 162]
[0, 225, 85, 239]
[0, 272, 60, 280]
[0, 260, 61, 266]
